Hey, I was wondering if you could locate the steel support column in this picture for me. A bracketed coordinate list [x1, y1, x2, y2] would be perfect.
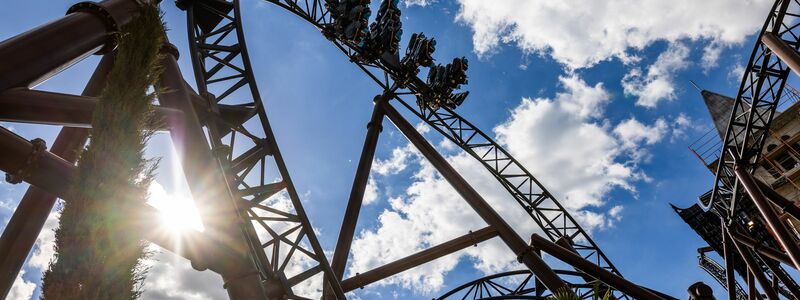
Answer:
[734, 159, 800, 270]
[529, 234, 666, 299]
[330, 94, 390, 280]
[755, 179, 800, 221]
[728, 227, 793, 267]
[0, 53, 115, 298]
[0, 128, 87, 298]
[157, 45, 269, 299]
[0, 89, 182, 128]
[761, 257, 800, 298]
[382, 102, 568, 292]
[762, 32, 800, 77]
[726, 227, 779, 300]
[0, 126, 217, 265]
[723, 219, 738, 300]
[341, 226, 498, 292]
[0, 0, 141, 91]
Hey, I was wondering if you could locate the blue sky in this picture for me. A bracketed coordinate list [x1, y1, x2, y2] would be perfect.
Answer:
[0, 0, 782, 299]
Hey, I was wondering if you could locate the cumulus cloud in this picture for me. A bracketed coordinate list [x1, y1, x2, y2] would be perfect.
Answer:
[671, 113, 695, 142]
[140, 248, 228, 300]
[403, 0, 434, 7]
[8, 270, 36, 300]
[372, 143, 418, 175]
[349, 75, 666, 295]
[702, 42, 724, 72]
[454, 0, 771, 69]
[363, 176, 379, 205]
[614, 118, 668, 153]
[622, 42, 691, 108]
[729, 63, 747, 83]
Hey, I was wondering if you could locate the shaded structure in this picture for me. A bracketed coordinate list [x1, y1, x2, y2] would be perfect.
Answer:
[676, 0, 800, 298]
[0, 0, 774, 299]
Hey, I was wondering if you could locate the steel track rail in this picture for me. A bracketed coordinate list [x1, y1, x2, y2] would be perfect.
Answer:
[434, 270, 601, 300]
[182, 0, 345, 298]
[187, 0, 629, 297]
[706, 0, 800, 217]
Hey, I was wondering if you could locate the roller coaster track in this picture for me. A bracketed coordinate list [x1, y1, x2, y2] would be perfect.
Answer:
[698, 254, 747, 300]
[705, 0, 800, 217]
[181, 0, 627, 297]
[695, 0, 800, 298]
[434, 270, 602, 300]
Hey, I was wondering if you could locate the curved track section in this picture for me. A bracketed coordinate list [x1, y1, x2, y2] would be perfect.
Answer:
[184, 0, 627, 297]
[182, 0, 345, 298]
[434, 270, 601, 300]
[706, 0, 800, 216]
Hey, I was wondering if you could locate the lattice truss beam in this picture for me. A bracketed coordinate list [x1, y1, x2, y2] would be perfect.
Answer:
[706, 0, 799, 216]
[181, 0, 343, 298]
[0, 0, 673, 299]
[693, 0, 800, 299]
[252, 0, 631, 298]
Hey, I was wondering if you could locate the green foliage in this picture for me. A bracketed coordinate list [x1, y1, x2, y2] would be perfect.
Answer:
[546, 283, 614, 300]
[40, 4, 165, 300]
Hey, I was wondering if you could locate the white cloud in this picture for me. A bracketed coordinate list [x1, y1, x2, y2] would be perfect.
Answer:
[622, 42, 691, 108]
[8, 270, 35, 300]
[613, 118, 668, 150]
[729, 64, 747, 83]
[363, 176, 379, 205]
[671, 113, 695, 142]
[403, 0, 435, 7]
[702, 42, 724, 72]
[454, 0, 770, 69]
[349, 75, 664, 295]
[140, 248, 228, 300]
[372, 143, 417, 176]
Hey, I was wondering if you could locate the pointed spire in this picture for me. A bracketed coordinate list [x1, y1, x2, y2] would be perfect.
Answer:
[689, 80, 702, 92]
[700, 90, 743, 140]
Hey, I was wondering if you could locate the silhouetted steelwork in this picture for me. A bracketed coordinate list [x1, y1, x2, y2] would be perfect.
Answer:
[0, 0, 685, 298]
[181, 0, 346, 296]
[698, 248, 747, 300]
[705, 0, 795, 216]
[677, 1, 800, 299]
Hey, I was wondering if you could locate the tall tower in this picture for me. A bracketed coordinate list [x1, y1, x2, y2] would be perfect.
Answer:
[690, 87, 800, 201]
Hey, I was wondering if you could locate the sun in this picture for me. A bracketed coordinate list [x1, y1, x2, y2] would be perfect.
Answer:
[147, 182, 204, 234]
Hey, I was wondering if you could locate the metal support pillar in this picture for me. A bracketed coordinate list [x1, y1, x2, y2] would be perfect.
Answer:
[529, 234, 667, 299]
[330, 94, 388, 279]
[325, 93, 391, 298]
[762, 32, 800, 78]
[0, 0, 141, 91]
[728, 227, 793, 267]
[748, 272, 757, 300]
[0, 53, 115, 298]
[382, 102, 568, 292]
[0, 130, 86, 297]
[157, 45, 269, 299]
[726, 227, 779, 300]
[734, 159, 800, 270]
[0, 89, 181, 128]
[723, 219, 738, 300]
[340, 226, 498, 291]
[0, 125, 216, 262]
[761, 257, 800, 298]
[755, 179, 800, 221]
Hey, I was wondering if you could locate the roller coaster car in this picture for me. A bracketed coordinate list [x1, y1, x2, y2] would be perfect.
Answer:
[427, 64, 448, 91]
[402, 32, 436, 71]
[448, 91, 469, 108]
[446, 57, 468, 88]
[326, 0, 371, 45]
[360, 0, 403, 60]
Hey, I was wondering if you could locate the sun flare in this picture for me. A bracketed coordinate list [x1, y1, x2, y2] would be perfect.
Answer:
[147, 182, 204, 234]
